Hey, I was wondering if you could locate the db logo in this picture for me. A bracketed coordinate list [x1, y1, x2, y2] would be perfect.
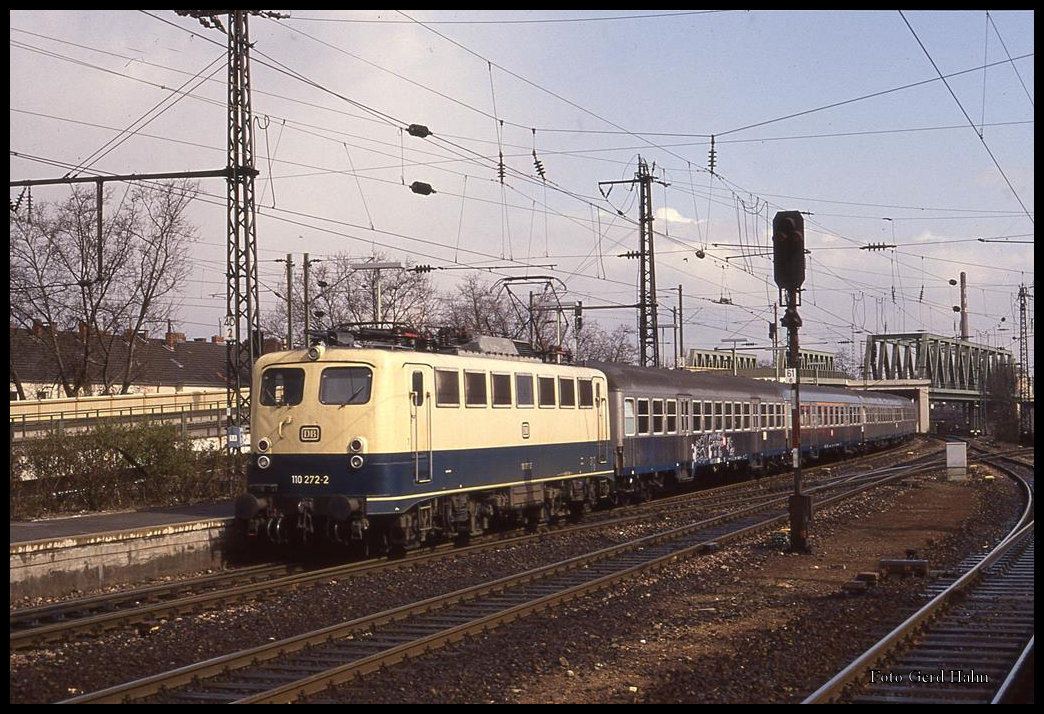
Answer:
[299, 425, 321, 442]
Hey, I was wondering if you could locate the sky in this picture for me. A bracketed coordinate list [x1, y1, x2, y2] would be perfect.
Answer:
[9, 10, 1035, 371]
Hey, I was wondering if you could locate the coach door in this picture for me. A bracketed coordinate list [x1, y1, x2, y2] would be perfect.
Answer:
[596, 379, 609, 464]
[407, 367, 433, 484]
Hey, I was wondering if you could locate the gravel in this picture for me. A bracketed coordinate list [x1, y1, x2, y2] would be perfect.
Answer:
[9, 445, 1022, 704]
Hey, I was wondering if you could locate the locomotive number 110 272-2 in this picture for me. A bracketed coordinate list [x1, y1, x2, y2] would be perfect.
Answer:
[290, 474, 331, 485]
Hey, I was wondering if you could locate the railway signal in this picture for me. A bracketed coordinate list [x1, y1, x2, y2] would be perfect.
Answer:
[773, 210, 811, 554]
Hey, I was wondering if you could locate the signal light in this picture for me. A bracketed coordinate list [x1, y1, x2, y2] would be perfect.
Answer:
[772, 211, 805, 291]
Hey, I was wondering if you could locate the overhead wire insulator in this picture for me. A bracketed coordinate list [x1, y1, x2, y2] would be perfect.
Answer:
[532, 150, 546, 180]
[407, 123, 431, 138]
[708, 135, 717, 175]
[497, 151, 506, 184]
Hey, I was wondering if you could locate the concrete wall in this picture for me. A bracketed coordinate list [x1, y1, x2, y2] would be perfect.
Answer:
[10, 520, 231, 601]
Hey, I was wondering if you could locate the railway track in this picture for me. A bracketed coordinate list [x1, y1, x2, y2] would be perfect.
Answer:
[804, 448, 1034, 704]
[10, 444, 936, 652]
[60, 456, 940, 704]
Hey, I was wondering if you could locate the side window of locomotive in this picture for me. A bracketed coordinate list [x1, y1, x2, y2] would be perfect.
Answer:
[624, 398, 636, 436]
[666, 399, 677, 433]
[538, 376, 556, 407]
[491, 373, 512, 407]
[464, 371, 487, 407]
[260, 367, 305, 406]
[515, 373, 534, 408]
[435, 369, 460, 407]
[637, 399, 650, 435]
[319, 367, 373, 405]
[652, 399, 664, 434]
[559, 378, 576, 408]
[577, 378, 594, 408]
[411, 371, 424, 407]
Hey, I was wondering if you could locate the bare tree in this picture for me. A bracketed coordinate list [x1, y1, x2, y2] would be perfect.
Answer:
[262, 252, 440, 347]
[10, 180, 199, 395]
[576, 321, 638, 364]
[438, 273, 520, 338]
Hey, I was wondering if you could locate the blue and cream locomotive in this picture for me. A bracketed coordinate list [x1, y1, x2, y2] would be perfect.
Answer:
[235, 327, 916, 552]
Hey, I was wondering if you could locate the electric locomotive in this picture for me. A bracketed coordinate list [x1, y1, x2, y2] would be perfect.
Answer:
[236, 327, 611, 552]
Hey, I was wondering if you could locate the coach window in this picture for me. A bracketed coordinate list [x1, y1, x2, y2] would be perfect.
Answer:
[577, 378, 594, 408]
[624, 398, 636, 436]
[559, 377, 576, 408]
[515, 373, 534, 407]
[650, 399, 664, 434]
[723, 402, 733, 431]
[711, 401, 721, 431]
[435, 369, 460, 407]
[680, 399, 688, 433]
[319, 366, 373, 405]
[743, 402, 751, 430]
[637, 398, 650, 434]
[667, 400, 678, 433]
[693, 400, 703, 433]
[260, 367, 305, 406]
[491, 373, 511, 407]
[538, 376, 556, 407]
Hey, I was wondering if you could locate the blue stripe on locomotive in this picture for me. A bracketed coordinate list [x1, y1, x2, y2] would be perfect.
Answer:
[249, 440, 611, 516]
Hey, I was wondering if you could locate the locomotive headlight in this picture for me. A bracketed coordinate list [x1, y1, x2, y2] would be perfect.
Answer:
[257, 437, 271, 453]
[306, 344, 325, 361]
[349, 454, 365, 470]
[257, 455, 271, 469]
[348, 437, 367, 454]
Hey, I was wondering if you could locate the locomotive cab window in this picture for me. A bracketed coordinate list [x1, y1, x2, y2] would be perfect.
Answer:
[260, 367, 305, 406]
[319, 367, 373, 405]
[435, 369, 460, 407]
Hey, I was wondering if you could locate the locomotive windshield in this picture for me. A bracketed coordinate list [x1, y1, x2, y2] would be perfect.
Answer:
[260, 368, 304, 406]
[319, 366, 373, 405]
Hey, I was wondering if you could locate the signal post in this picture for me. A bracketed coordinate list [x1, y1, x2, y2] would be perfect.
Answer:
[773, 211, 812, 553]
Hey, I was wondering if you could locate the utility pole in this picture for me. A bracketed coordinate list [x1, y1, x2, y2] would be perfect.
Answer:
[222, 10, 264, 452]
[600, 156, 667, 367]
[677, 285, 684, 368]
[773, 210, 811, 554]
[282, 253, 293, 348]
[303, 253, 320, 340]
[1018, 284, 1031, 438]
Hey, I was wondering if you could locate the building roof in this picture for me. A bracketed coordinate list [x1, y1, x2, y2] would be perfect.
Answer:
[9, 324, 242, 393]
